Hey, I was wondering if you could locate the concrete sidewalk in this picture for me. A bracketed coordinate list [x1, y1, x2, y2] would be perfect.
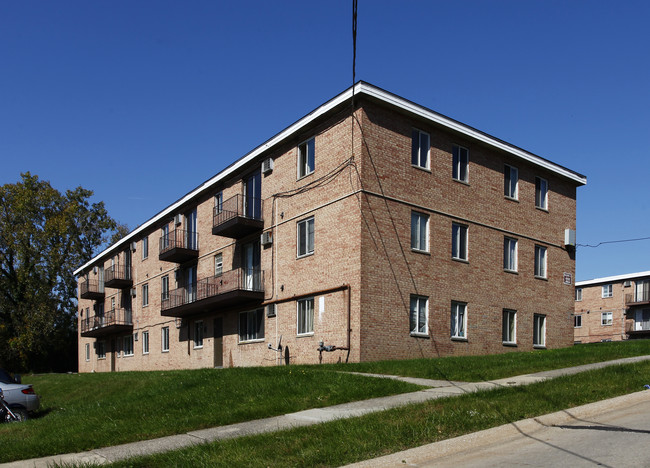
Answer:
[4, 355, 650, 468]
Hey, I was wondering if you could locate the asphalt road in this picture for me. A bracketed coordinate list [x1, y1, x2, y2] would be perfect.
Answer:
[348, 391, 650, 468]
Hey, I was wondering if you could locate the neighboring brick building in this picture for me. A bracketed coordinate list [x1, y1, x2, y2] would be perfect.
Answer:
[574, 271, 650, 343]
[75, 82, 586, 372]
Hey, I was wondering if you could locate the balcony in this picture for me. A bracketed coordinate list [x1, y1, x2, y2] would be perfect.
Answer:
[79, 280, 105, 300]
[212, 194, 263, 239]
[104, 265, 133, 289]
[80, 308, 133, 338]
[626, 320, 650, 336]
[625, 291, 650, 306]
[159, 229, 199, 263]
[161, 268, 264, 318]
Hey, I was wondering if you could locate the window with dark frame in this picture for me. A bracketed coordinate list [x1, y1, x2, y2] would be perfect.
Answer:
[411, 128, 430, 169]
[452, 145, 469, 182]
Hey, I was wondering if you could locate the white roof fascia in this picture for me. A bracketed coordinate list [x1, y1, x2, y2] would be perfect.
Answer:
[576, 271, 650, 287]
[75, 82, 585, 275]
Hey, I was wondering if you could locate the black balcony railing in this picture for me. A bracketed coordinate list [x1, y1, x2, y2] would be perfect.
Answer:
[104, 265, 133, 288]
[161, 268, 264, 317]
[80, 308, 133, 337]
[625, 291, 650, 305]
[212, 194, 263, 238]
[159, 229, 199, 263]
[79, 279, 105, 300]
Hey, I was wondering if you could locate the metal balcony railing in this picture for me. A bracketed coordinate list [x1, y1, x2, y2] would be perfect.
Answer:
[159, 229, 199, 254]
[80, 308, 132, 335]
[104, 265, 132, 287]
[625, 291, 650, 305]
[80, 279, 104, 299]
[212, 194, 263, 238]
[161, 268, 263, 313]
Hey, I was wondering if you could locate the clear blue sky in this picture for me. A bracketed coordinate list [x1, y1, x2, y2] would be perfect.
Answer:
[1, 1, 649, 281]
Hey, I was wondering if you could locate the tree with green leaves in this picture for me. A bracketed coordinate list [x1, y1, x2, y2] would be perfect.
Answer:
[0, 173, 119, 372]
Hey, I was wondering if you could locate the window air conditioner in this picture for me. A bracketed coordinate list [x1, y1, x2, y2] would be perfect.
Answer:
[564, 229, 576, 247]
[130, 288, 137, 297]
[261, 231, 273, 246]
[262, 158, 274, 174]
[266, 304, 277, 318]
[174, 214, 183, 226]
[130, 241, 137, 252]
[93, 266, 98, 274]
[624, 281, 632, 287]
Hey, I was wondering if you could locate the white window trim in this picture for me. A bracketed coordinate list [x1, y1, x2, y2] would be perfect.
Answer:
[575, 288, 583, 301]
[451, 301, 467, 340]
[533, 314, 546, 348]
[123, 335, 134, 357]
[411, 128, 430, 170]
[142, 331, 150, 355]
[453, 145, 469, 183]
[297, 297, 315, 336]
[238, 309, 265, 343]
[85, 343, 90, 361]
[601, 311, 613, 326]
[142, 236, 149, 260]
[97, 341, 106, 360]
[535, 176, 548, 210]
[504, 164, 519, 200]
[161, 327, 170, 353]
[452, 223, 468, 261]
[410, 295, 429, 337]
[142, 283, 149, 307]
[502, 309, 517, 345]
[297, 137, 315, 179]
[504, 237, 518, 273]
[214, 252, 223, 276]
[602, 284, 613, 298]
[297, 217, 315, 258]
[194, 320, 204, 349]
[411, 211, 430, 253]
[534, 245, 547, 279]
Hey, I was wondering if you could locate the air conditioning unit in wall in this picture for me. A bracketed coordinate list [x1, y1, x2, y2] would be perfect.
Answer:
[130, 241, 137, 252]
[262, 158, 274, 174]
[93, 266, 98, 274]
[564, 229, 576, 247]
[624, 281, 632, 287]
[266, 304, 277, 318]
[130, 288, 137, 297]
[174, 214, 183, 226]
[261, 231, 273, 246]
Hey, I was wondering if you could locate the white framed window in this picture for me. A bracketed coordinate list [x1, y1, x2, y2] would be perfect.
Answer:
[451, 301, 467, 339]
[298, 137, 315, 178]
[411, 211, 429, 252]
[504, 164, 518, 199]
[410, 295, 428, 336]
[602, 284, 613, 298]
[161, 327, 170, 352]
[574, 315, 582, 328]
[97, 341, 106, 359]
[123, 335, 134, 356]
[142, 236, 149, 260]
[142, 331, 150, 354]
[533, 314, 546, 347]
[142, 283, 149, 307]
[161, 224, 170, 250]
[575, 288, 583, 301]
[452, 223, 468, 261]
[85, 343, 90, 361]
[535, 176, 548, 210]
[534, 245, 547, 278]
[601, 311, 613, 326]
[297, 298, 314, 335]
[214, 191, 223, 215]
[503, 237, 518, 272]
[297, 217, 315, 257]
[214, 253, 223, 276]
[194, 320, 204, 348]
[161, 275, 169, 302]
[502, 309, 517, 344]
[411, 128, 430, 169]
[239, 309, 265, 342]
[452, 145, 469, 182]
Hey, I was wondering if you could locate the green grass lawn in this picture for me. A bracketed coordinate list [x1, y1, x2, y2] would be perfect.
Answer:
[2, 340, 650, 464]
[108, 361, 650, 468]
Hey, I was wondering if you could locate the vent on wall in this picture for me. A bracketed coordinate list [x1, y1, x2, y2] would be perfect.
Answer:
[262, 158, 274, 174]
[261, 231, 273, 246]
[266, 304, 277, 318]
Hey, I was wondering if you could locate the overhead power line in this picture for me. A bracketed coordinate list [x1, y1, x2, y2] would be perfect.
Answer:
[578, 236, 650, 248]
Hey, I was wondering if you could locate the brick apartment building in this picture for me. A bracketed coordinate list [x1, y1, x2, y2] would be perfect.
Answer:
[75, 82, 587, 372]
[574, 271, 650, 343]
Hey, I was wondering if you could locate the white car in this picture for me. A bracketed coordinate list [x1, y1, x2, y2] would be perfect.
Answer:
[0, 370, 40, 421]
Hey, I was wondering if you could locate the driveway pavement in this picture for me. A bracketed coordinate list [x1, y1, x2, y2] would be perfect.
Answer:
[3, 355, 650, 468]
